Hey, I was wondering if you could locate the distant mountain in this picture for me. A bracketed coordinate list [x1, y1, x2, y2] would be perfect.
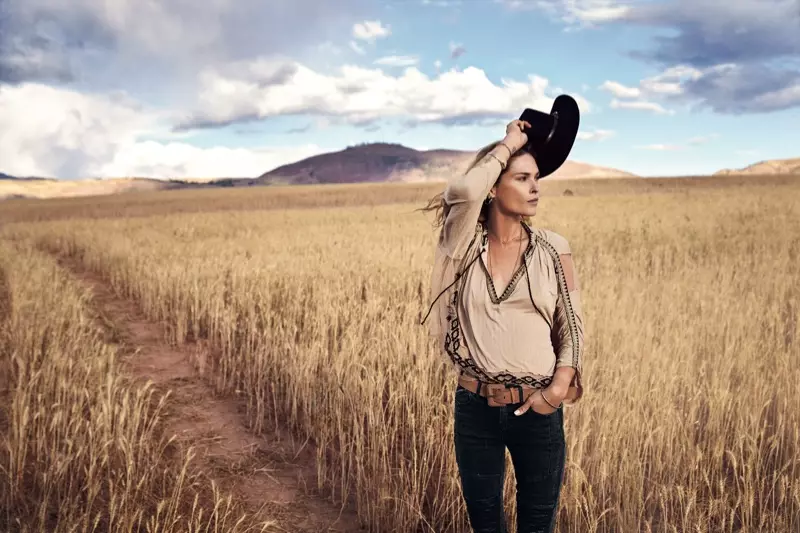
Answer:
[257, 142, 637, 185]
[0, 172, 52, 181]
[714, 157, 800, 176]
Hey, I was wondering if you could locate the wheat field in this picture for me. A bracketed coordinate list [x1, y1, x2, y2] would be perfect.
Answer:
[1, 176, 799, 532]
[0, 239, 275, 532]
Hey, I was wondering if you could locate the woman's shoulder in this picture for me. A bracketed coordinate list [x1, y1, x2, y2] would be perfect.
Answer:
[527, 224, 572, 255]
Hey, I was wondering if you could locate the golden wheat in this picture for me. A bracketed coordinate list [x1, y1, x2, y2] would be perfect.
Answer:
[1, 174, 795, 225]
[0, 239, 275, 533]
[2, 177, 799, 532]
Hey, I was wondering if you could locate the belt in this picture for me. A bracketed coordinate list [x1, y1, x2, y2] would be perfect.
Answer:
[457, 374, 538, 407]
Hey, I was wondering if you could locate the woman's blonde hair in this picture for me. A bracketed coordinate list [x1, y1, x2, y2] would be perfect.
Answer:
[418, 140, 535, 228]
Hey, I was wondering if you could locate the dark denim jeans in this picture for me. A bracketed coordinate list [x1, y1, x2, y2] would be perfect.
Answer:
[453, 384, 566, 533]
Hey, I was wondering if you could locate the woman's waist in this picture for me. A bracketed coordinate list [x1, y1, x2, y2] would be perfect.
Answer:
[468, 348, 556, 381]
[456, 362, 556, 389]
[444, 339, 556, 389]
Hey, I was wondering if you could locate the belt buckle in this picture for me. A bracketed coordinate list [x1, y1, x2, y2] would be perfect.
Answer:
[484, 383, 512, 407]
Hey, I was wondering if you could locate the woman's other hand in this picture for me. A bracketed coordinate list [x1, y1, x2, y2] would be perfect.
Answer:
[514, 389, 559, 416]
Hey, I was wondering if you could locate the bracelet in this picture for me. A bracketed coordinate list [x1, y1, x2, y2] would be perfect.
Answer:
[498, 142, 514, 157]
[540, 390, 561, 409]
[487, 152, 506, 170]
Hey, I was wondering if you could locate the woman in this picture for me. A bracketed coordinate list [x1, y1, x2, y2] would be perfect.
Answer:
[420, 98, 585, 533]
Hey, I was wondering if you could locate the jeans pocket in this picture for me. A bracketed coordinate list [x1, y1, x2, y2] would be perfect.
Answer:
[454, 384, 485, 409]
[455, 384, 473, 401]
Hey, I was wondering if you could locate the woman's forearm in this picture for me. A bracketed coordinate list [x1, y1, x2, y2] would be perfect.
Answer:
[444, 145, 505, 203]
[443, 153, 501, 204]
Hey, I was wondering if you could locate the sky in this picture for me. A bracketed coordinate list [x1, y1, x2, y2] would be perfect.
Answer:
[1, 0, 799, 180]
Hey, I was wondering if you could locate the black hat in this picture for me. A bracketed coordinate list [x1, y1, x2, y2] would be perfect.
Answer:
[518, 94, 580, 178]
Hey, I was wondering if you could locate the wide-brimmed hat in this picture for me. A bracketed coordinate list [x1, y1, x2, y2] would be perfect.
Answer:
[518, 94, 580, 178]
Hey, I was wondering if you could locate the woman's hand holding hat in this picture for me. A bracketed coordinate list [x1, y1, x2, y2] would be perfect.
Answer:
[503, 119, 531, 153]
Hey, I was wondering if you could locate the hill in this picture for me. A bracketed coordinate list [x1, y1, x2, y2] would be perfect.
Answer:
[257, 143, 636, 185]
[0, 177, 180, 201]
[714, 157, 800, 176]
[0, 172, 53, 181]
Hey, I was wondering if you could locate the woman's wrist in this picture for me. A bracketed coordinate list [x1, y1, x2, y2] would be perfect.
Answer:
[497, 141, 513, 158]
[543, 385, 567, 405]
[502, 134, 525, 153]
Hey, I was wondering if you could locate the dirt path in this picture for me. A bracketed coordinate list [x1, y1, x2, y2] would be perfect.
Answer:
[53, 254, 365, 533]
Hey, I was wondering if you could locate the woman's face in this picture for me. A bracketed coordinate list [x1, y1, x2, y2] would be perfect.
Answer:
[491, 152, 540, 218]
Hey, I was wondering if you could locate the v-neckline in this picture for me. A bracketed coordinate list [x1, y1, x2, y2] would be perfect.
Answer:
[478, 222, 536, 304]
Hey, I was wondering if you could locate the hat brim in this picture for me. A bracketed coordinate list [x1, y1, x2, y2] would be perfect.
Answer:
[518, 94, 580, 178]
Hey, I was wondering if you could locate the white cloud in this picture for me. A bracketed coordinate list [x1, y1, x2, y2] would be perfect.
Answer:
[605, 63, 800, 115]
[349, 41, 367, 55]
[748, 79, 800, 112]
[422, 0, 462, 6]
[500, 0, 629, 26]
[577, 129, 615, 141]
[635, 134, 718, 152]
[562, 0, 630, 24]
[374, 55, 420, 67]
[601, 66, 702, 114]
[636, 143, 683, 151]
[175, 59, 593, 130]
[610, 98, 673, 114]
[352, 20, 391, 42]
[0, 83, 325, 179]
[2, 0, 370, 84]
[525, 1, 800, 115]
[640, 66, 703, 95]
[0, 83, 154, 178]
[599, 80, 641, 99]
[99, 142, 324, 179]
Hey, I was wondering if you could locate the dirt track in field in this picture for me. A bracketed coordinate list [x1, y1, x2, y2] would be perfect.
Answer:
[52, 253, 365, 533]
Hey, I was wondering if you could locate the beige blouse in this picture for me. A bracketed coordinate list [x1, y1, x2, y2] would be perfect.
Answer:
[423, 153, 586, 404]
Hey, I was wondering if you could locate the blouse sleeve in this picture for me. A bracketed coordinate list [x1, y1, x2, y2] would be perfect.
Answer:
[438, 154, 503, 259]
[551, 237, 585, 404]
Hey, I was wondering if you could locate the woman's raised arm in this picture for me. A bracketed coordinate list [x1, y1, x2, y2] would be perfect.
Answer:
[438, 120, 530, 259]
